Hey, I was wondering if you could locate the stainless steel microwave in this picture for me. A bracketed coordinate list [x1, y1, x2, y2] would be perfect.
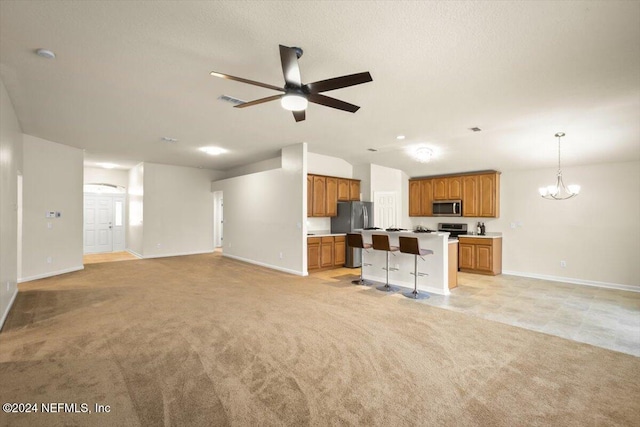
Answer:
[432, 200, 462, 217]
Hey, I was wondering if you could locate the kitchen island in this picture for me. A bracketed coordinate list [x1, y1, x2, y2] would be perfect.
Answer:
[359, 230, 453, 296]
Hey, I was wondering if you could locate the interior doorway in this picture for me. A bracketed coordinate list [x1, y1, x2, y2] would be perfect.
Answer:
[213, 191, 223, 249]
[83, 193, 126, 253]
[374, 191, 398, 229]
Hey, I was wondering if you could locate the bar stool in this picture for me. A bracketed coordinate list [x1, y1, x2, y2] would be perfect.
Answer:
[398, 236, 433, 300]
[371, 234, 400, 293]
[346, 233, 372, 286]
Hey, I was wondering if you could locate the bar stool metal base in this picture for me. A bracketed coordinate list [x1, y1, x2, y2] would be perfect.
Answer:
[377, 283, 400, 293]
[352, 278, 372, 286]
[403, 289, 430, 300]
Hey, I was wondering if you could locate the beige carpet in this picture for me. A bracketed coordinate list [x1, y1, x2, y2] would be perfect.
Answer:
[1, 253, 638, 426]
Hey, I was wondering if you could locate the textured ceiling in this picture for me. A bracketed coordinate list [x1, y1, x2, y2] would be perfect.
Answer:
[1, 1, 638, 176]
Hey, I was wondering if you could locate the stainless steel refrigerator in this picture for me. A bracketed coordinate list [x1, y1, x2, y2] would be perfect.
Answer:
[330, 201, 374, 268]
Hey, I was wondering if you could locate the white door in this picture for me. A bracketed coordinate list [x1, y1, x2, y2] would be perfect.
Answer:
[112, 196, 125, 251]
[374, 191, 398, 229]
[84, 194, 115, 253]
[213, 191, 223, 248]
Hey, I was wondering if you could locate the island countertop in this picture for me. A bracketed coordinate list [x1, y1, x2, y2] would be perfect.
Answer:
[358, 229, 451, 295]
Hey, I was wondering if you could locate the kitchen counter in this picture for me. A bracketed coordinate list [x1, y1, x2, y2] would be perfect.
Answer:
[459, 232, 502, 239]
[359, 229, 452, 295]
[307, 231, 346, 237]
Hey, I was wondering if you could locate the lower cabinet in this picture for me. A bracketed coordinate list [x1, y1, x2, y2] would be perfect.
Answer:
[308, 235, 346, 271]
[458, 237, 502, 275]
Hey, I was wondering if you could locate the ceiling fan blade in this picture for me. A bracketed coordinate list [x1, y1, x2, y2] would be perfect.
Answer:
[307, 93, 360, 113]
[234, 94, 283, 108]
[305, 72, 372, 93]
[279, 45, 302, 87]
[293, 110, 305, 122]
[210, 71, 285, 92]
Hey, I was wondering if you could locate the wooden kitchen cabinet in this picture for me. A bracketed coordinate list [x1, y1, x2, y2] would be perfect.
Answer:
[409, 180, 422, 216]
[312, 175, 326, 217]
[334, 235, 345, 266]
[308, 237, 321, 270]
[408, 171, 500, 218]
[458, 236, 502, 275]
[478, 173, 499, 217]
[308, 174, 360, 217]
[349, 180, 360, 201]
[307, 235, 346, 271]
[338, 178, 350, 201]
[420, 179, 433, 216]
[307, 175, 313, 216]
[409, 179, 434, 216]
[326, 177, 338, 217]
[434, 176, 461, 200]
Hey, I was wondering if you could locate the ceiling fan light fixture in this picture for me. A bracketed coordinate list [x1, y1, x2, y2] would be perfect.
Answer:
[200, 146, 227, 156]
[280, 94, 308, 111]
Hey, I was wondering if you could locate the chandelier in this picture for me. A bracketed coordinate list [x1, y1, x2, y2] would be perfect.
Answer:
[538, 132, 580, 200]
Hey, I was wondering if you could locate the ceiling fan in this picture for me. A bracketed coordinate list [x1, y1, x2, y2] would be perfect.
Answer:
[210, 45, 372, 122]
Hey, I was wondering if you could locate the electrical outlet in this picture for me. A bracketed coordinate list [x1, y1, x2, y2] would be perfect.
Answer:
[279, 252, 283, 259]
[6, 282, 9, 292]
[560, 260, 567, 268]
[47, 256, 52, 264]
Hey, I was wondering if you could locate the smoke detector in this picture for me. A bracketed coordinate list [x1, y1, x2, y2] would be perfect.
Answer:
[35, 49, 56, 59]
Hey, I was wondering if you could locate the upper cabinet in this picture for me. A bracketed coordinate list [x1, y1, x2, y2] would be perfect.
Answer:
[432, 176, 461, 200]
[308, 174, 360, 217]
[410, 171, 500, 218]
[409, 179, 433, 217]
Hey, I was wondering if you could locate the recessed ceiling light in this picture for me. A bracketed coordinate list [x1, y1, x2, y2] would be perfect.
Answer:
[469, 127, 482, 132]
[35, 48, 56, 59]
[98, 162, 118, 169]
[396, 135, 405, 140]
[199, 146, 227, 156]
[161, 136, 178, 143]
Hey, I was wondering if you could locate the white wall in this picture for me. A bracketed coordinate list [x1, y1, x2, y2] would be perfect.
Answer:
[307, 152, 352, 177]
[21, 135, 83, 282]
[0, 77, 22, 328]
[84, 166, 129, 187]
[212, 143, 306, 275]
[495, 162, 640, 289]
[141, 163, 223, 258]
[127, 163, 144, 257]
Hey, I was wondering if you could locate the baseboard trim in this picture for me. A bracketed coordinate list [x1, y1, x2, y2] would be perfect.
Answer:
[18, 265, 85, 283]
[223, 253, 306, 276]
[0, 287, 18, 331]
[126, 249, 143, 259]
[142, 250, 214, 259]
[502, 270, 640, 293]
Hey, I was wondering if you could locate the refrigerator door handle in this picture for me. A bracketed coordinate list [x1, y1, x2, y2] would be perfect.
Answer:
[363, 206, 369, 229]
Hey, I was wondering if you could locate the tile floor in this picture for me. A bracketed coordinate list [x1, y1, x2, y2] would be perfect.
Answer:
[317, 269, 640, 357]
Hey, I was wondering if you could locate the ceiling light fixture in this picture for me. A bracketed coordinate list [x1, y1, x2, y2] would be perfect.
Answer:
[538, 132, 580, 200]
[161, 136, 178, 143]
[280, 94, 308, 111]
[98, 162, 118, 169]
[35, 48, 56, 59]
[199, 146, 226, 156]
[412, 147, 434, 163]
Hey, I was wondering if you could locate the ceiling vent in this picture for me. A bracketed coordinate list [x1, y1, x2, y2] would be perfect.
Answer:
[367, 148, 378, 152]
[217, 95, 245, 106]
[469, 127, 482, 132]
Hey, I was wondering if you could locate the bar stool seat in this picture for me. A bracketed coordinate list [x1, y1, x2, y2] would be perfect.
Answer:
[347, 233, 373, 285]
[399, 236, 433, 299]
[372, 234, 400, 293]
